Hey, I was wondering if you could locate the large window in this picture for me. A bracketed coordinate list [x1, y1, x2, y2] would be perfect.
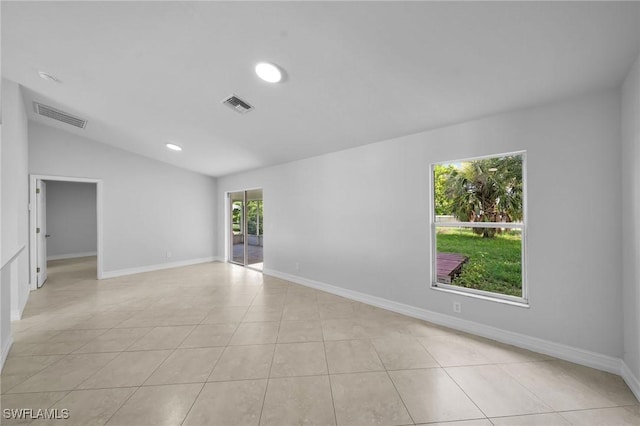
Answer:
[431, 152, 527, 304]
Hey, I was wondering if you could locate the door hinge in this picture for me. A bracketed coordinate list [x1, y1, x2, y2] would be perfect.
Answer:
[36, 227, 41, 234]
[36, 188, 41, 194]
[37, 267, 40, 273]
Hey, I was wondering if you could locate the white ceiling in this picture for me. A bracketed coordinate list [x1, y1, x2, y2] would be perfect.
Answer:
[3, 1, 639, 177]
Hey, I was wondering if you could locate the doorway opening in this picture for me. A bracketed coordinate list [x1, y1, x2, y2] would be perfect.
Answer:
[29, 175, 103, 290]
[228, 189, 263, 271]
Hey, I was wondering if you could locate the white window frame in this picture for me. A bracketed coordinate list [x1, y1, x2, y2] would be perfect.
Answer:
[430, 151, 528, 307]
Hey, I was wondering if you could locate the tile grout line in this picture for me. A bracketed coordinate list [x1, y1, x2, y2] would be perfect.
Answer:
[553, 403, 640, 422]
[256, 318, 280, 425]
[440, 366, 491, 421]
[321, 339, 339, 426]
[204, 341, 233, 384]
[139, 348, 182, 387]
[375, 345, 417, 425]
[4, 327, 119, 393]
[493, 361, 557, 413]
[102, 385, 141, 425]
[179, 382, 207, 426]
[1, 356, 65, 394]
[39, 388, 72, 418]
[409, 331, 501, 423]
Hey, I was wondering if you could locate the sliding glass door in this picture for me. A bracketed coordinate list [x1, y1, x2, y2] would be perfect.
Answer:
[228, 189, 263, 270]
[230, 191, 245, 264]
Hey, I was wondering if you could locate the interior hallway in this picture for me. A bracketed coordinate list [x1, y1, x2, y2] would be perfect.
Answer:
[1, 258, 639, 425]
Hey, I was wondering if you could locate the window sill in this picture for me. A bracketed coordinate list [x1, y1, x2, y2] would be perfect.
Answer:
[431, 283, 530, 308]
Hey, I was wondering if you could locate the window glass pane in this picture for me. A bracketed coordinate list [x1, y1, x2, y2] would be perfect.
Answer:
[434, 155, 523, 224]
[435, 226, 522, 297]
[246, 199, 264, 267]
[231, 199, 244, 264]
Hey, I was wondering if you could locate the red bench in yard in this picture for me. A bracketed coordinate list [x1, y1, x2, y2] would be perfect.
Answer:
[437, 252, 469, 284]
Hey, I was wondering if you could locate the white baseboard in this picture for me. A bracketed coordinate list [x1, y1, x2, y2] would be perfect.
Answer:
[11, 284, 30, 321]
[11, 272, 31, 321]
[101, 257, 216, 279]
[11, 283, 31, 321]
[47, 251, 97, 261]
[263, 268, 624, 377]
[621, 362, 640, 401]
[1, 336, 13, 373]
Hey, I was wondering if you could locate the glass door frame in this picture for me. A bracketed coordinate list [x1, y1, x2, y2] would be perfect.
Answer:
[227, 188, 263, 270]
[228, 190, 247, 266]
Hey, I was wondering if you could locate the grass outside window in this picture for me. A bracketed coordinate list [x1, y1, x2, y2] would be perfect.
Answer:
[436, 227, 522, 297]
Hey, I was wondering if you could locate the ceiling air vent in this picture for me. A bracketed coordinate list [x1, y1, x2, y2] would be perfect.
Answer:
[33, 102, 87, 129]
[222, 95, 254, 114]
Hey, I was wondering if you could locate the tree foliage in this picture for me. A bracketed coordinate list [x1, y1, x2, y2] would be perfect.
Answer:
[232, 202, 242, 233]
[231, 200, 263, 235]
[434, 164, 456, 215]
[437, 156, 523, 238]
[247, 200, 263, 235]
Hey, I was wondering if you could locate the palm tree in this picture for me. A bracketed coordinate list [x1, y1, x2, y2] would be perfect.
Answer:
[445, 156, 523, 238]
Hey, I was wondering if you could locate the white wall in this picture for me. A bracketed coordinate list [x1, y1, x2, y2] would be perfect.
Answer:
[218, 89, 623, 360]
[46, 181, 97, 259]
[0, 120, 5, 369]
[1, 79, 30, 368]
[29, 122, 217, 275]
[622, 53, 640, 384]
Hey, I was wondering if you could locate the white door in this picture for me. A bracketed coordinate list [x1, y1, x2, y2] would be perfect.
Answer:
[36, 180, 48, 288]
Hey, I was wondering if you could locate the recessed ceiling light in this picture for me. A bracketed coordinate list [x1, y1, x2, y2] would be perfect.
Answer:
[38, 71, 60, 83]
[166, 143, 182, 151]
[255, 62, 282, 83]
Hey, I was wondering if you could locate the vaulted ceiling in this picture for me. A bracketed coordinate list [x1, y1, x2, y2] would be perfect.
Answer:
[3, 1, 639, 176]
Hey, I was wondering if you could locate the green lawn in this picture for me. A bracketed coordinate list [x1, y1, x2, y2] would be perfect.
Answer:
[436, 228, 522, 297]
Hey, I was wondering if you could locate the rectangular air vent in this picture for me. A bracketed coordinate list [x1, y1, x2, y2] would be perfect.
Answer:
[33, 102, 87, 129]
[222, 95, 254, 114]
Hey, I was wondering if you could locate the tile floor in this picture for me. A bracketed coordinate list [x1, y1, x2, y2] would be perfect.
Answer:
[1, 257, 638, 425]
